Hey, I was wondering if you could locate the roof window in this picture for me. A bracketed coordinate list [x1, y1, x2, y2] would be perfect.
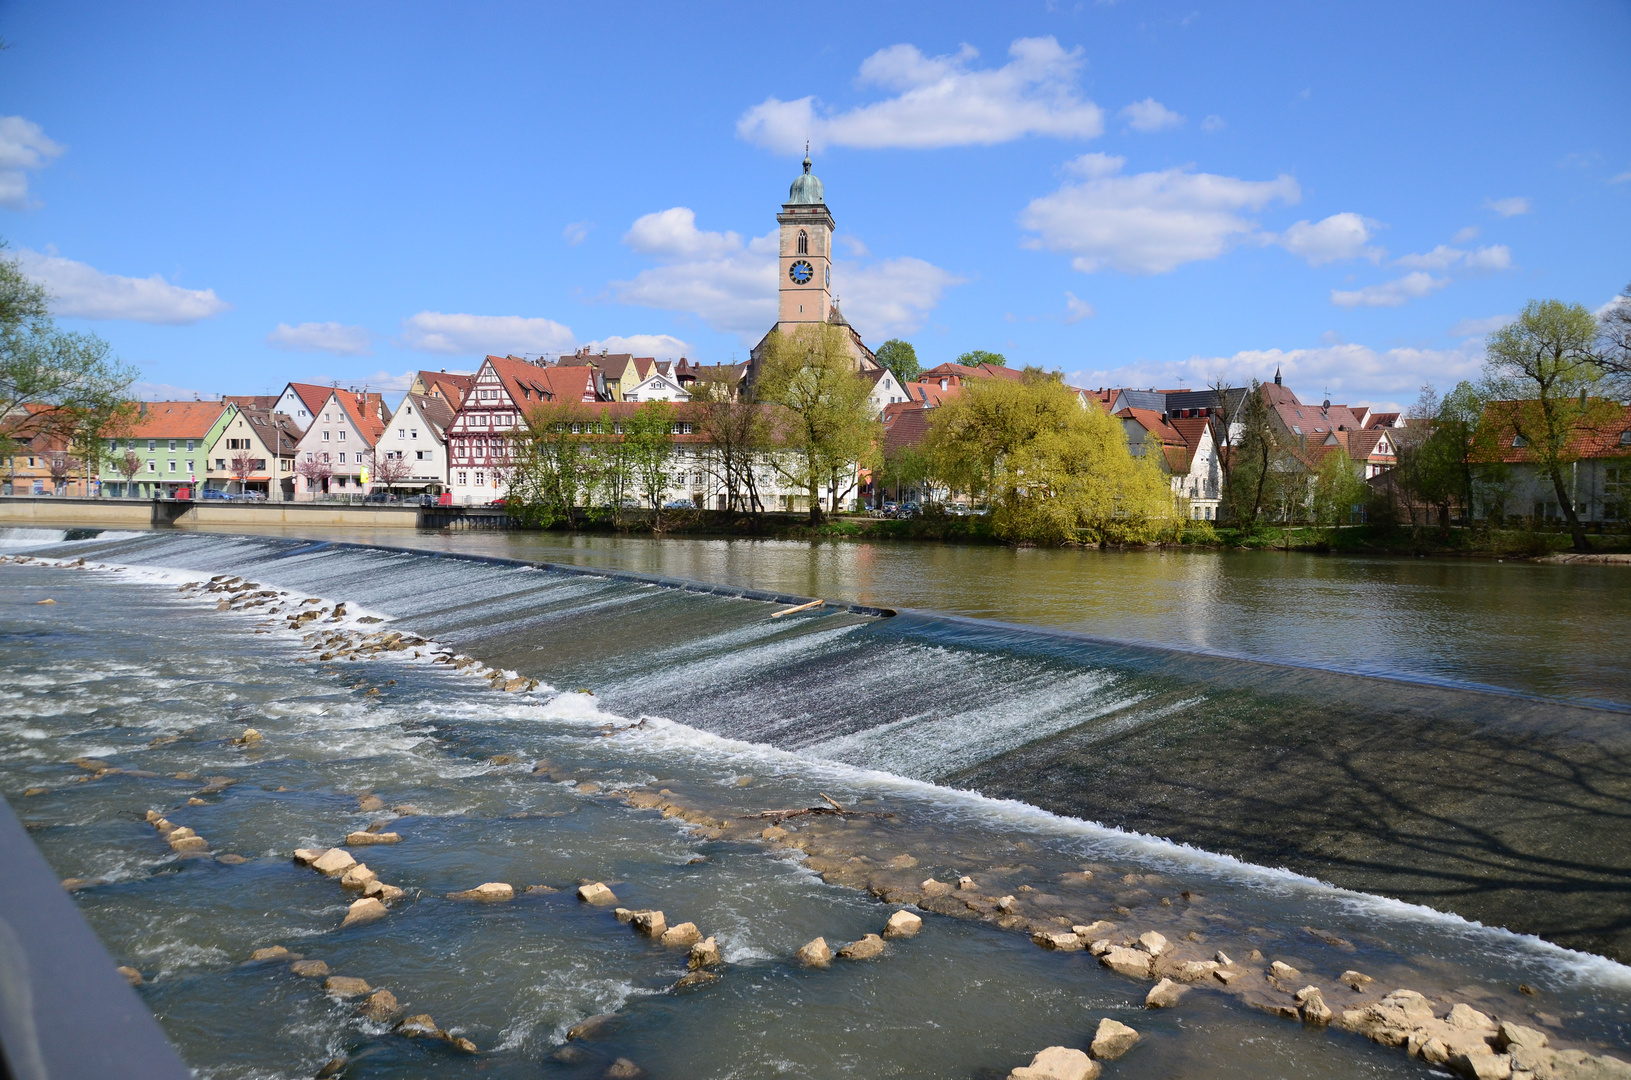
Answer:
[1512, 434, 1527, 448]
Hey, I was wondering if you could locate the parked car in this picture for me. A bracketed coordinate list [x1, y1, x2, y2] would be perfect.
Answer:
[487, 497, 510, 507]
[663, 498, 695, 509]
[201, 488, 230, 500]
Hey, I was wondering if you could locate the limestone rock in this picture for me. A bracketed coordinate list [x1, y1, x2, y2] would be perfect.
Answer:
[341, 897, 388, 928]
[525, 884, 558, 894]
[248, 946, 297, 963]
[293, 848, 325, 866]
[883, 909, 922, 939]
[290, 960, 330, 978]
[1269, 960, 1301, 983]
[1494, 1022, 1548, 1051]
[117, 965, 143, 986]
[356, 794, 384, 812]
[1448, 1003, 1495, 1030]
[325, 975, 372, 998]
[311, 848, 357, 876]
[614, 907, 635, 923]
[629, 910, 666, 938]
[1507, 1044, 1631, 1080]
[1446, 1051, 1513, 1079]
[1074, 920, 1116, 938]
[673, 970, 721, 990]
[359, 989, 398, 1022]
[1137, 931, 1169, 957]
[1089, 1018, 1140, 1060]
[577, 882, 617, 905]
[1145, 978, 1186, 1008]
[838, 934, 885, 960]
[920, 878, 952, 897]
[1177, 960, 1219, 982]
[1008, 1045, 1100, 1080]
[761, 825, 789, 841]
[605, 1060, 644, 1079]
[566, 1012, 619, 1041]
[449, 882, 513, 902]
[1296, 986, 1333, 1025]
[688, 937, 722, 969]
[1341, 969, 1373, 990]
[340, 864, 378, 890]
[346, 831, 401, 845]
[1100, 947, 1153, 978]
[796, 937, 833, 966]
[660, 922, 701, 947]
[957, 875, 977, 890]
[888, 854, 918, 869]
[236, 728, 263, 746]
[1034, 931, 1082, 951]
[395, 1013, 441, 1038]
[996, 895, 1017, 913]
[215, 853, 249, 865]
[170, 835, 209, 852]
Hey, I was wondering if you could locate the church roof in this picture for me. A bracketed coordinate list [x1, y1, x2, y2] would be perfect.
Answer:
[787, 153, 825, 206]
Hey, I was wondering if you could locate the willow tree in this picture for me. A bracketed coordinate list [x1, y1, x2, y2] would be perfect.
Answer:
[1482, 300, 1614, 552]
[508, 400, 597, 528]
[922, 371, 1178, 545]
[755, 323, 881, 524]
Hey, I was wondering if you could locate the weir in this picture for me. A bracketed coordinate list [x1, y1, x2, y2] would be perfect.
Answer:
[3, 526, 1629, 1077]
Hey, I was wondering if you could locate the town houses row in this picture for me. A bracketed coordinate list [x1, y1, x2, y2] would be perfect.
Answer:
[5, 346, 1627, 523]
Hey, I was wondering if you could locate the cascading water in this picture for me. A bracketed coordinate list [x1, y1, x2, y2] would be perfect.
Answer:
[3, 526, 1628, 1079]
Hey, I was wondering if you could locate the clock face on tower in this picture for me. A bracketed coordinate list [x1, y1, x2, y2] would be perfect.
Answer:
[788, 260, 814, 285]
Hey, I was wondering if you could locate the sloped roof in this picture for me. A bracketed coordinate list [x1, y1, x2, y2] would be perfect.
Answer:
[127, 401, 230, 439]
[1479, 400, 1631, 463]
[334, 390, 388, 446]
[416, 370, 476, 405]
[920, 361, 1025, 383]
[224, 395, 278, 410]
[402, 392, 455, 436]
[905, 379, 960, 407]
[1365, 412, 1401, 429]
[285, 382, 332, 416]
[881, 401, 930, 454]
[1168, 416, 1212, 453]
[230, 407, 303, 456]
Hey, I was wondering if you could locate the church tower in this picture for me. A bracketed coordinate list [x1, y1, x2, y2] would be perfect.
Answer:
[777, 150, 834, 325]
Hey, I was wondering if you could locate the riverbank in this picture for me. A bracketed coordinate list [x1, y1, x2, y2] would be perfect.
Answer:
[5, 544, 1628, 1079]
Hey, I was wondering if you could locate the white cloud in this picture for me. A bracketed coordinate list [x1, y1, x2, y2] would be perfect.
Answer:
[1067, 338, 1484, 407]
[1019, 155, 1300, 274]
[16, 248, 231, 324]
[1462, 244, 1512, 272]
[1119, 98, 1184, 132]
[610, 207, 958, 342]
[1330, 271, 1448, 308]
[839, 257, 962, 338]
[398, 311, 576, 356]
[1200, 114, 1226, 133]
[585, 334, 694, 359]
[1395, 244, 1464, 270]
[837, 234, 870, 257]
[1279, 212, 1381, 266]
[1450, 314, 1513, 338]
[1612, 170, 1631, 185]
[563, 221, 592, 246]
[1485, 196, 1531, 217]
[0, 116, 65, 210]
[736, 37, 1103, 152]
[266, 321, 373, 356]
[1064, 291, 1095, 323]
[1451, 226, 1480, 243]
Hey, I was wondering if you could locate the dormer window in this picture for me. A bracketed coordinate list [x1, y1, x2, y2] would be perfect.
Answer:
[1621, 430, 1631, 445]
[1512, 434, 1527, 448]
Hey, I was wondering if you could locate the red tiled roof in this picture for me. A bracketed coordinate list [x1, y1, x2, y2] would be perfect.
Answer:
[882, 402, 931, 454]
[126, 401, 230, 439]
[1479, 400, 1631, 463]
[286, 382, 333, 417]
[334, 391, 388, 446]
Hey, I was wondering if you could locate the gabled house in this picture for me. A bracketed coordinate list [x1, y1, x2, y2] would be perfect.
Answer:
[862, 367, 910, 418]
[291, 389, 390, 498]
[98, 401, 234, 498]
[204, 405, 301, 499]
[407, 370, 476, 409]
[1118, 407, 1222, 519]
[624, 368, 690, 402]
[270, 383, 333, 433]
[446, 355, 600, 504]
[375, 393, 454, 494]
[1474, 400, 1631, 523]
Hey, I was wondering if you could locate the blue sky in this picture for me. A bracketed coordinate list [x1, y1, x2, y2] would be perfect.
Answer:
[3, 2, 1628, 409]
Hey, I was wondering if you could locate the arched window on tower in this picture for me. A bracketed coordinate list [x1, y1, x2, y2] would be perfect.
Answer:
[797, 229, 808, 254]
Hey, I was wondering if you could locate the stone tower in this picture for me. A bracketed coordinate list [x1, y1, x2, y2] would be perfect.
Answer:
[777, 150, 834, 325]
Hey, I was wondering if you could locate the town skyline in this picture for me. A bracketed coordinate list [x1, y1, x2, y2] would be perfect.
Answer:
[3, 2, 1628, 410]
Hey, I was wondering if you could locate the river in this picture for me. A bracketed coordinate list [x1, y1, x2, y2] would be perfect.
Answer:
[2, 525, 1628, 1079]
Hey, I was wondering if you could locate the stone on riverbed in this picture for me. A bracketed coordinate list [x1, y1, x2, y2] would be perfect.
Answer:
[325, 976, 372, 998]
[395, 1013, 440, 1037]
[169, 834, 208, 852]
[1145, 978, 1186, 1008]
[1136, 931, 1168, 957]
[838, 934, 885, 960]
[359, 989, 398, 1022]
[1268, 960, 1301, 983]
[577, 882, 617, 905]
[1033, 931, 1082, 951]
[340, 864, 377, 890]
[117, 966, 143, 986]
[761, 825, 788, 841]
[247, 946, 298, 963]
[604, 1060, 644, 1079]
[1007, 1045, 1100, 1080]
[1341, 969, 1373, 989]
[883, 909, 922, 939]
[673, 971, 721, 991]
[363, 880, 404, 902]
[796, 937, 833, 966]
[290, 960, 329, 978]
[346, 831, 401, 846]
[629, 911, 667, 938]
[341, 898, 388, 928]
[688, 937, 722, 969]
[1296, 986, 1332, 1025]
[566, 1012, 620, 1041]
[1089, 1018, 1140, 1060]
[1494, 1022, 1548, 1051]
[660, 922, 701, 947]
[920, 878, 952, 897]
[448, 882, 513, 902]
[310, 849, 357, 876]
[1100, 947, 1152, 978]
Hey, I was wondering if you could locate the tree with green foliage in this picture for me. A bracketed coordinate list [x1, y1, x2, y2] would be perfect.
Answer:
[1311, 446, 1368, 537]
[1482, 299, 1614, 552]
[954, 349, 1006, 368]
[0, 242, 137, 478]
[921, 369, 1178, 545]
[691, 373, 767, 513]
[624, 400, 676, 512]
[874, 338, 921, 382]
[756, 323, 882, 524]
[1219, 382, 1277, 531]
[507, 400, 598, 528]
